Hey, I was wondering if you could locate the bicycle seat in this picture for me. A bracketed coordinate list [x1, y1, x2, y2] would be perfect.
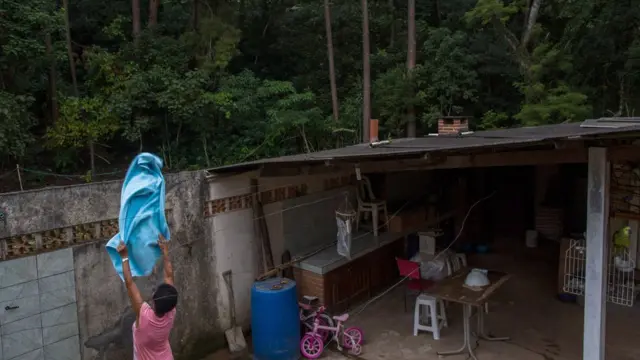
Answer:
[303, 295, 318, 301]
[333, 313, 349, 322]
[298, 303, 312, 310]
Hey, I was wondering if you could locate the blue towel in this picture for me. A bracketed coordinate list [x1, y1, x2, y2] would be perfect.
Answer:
[106, 153, 170, 280]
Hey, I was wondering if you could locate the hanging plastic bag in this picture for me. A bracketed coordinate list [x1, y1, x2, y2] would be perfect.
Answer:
[336, 216, 352, 259]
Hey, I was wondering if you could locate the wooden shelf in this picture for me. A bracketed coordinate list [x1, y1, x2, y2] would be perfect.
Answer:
[612, 211, 640, 221]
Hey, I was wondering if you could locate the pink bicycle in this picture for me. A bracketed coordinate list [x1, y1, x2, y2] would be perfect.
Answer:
[298, 296, 333, 343]
[300, 306, 364, 358]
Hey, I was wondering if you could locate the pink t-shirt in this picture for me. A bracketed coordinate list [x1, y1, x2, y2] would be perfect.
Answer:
[133, 302, 176, 360]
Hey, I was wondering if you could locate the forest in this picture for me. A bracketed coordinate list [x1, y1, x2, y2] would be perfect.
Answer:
[0, 0, 638, 189]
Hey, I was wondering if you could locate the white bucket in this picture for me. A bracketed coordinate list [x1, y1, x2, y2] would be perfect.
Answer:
[526, 230, 538, 248]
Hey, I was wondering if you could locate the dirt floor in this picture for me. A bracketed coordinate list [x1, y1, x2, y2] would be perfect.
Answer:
[203, 238, 640, 360]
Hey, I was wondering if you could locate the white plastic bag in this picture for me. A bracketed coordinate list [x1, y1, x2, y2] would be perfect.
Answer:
[410, 252, 448, 280]
[336, 216, 352, 259]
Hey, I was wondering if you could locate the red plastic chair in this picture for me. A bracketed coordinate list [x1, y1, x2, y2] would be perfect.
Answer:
[396, 258, 435, 312]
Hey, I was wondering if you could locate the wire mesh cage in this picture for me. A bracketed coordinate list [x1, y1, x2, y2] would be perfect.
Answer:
[563, 239, 638, 306]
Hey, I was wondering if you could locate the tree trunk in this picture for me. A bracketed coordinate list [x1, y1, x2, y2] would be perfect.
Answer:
[45, 33, 58, 124]
[406, 0, 416, 137]
[132, 0, 141, 38]
[191, 0, 199, 30]
[238, 0, 245, 29]
[362, 0, 371, 143]
[149, 0, 159, 28]
[389, 0, 395, 48]
[521, 0, 543, 48]
[62, 0, 78, 95]
[324, 0, 339, 122]
[63, 0, 95, 177]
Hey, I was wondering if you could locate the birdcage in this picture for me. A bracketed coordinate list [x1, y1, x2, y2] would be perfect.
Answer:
[563, 238, 638, 306]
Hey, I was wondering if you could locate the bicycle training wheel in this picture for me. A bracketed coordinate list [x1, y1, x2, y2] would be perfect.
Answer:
[342, 326, 364, 349]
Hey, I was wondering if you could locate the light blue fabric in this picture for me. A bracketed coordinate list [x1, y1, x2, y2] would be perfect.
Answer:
[106, 153, 170, 280]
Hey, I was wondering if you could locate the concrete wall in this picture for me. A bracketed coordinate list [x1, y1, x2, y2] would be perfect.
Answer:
[204, 170, 353, 330]
[0, 165, 355, 360]
[0, 171, 220, 360]
[206, 172, 258, 331]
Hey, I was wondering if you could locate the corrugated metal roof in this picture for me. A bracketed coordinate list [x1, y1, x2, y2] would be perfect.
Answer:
[209, 122, 640, 174]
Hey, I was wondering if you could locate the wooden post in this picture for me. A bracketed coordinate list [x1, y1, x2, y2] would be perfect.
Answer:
[583, 147, 609, 360]
[361, 0, 371, 143]
[16, 165, 24, 191]
[251, 179, 265, 274]
[251, 179, 274, 273]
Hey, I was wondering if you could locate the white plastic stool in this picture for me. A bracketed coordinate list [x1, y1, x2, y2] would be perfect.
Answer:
[413, 294, 448, 340]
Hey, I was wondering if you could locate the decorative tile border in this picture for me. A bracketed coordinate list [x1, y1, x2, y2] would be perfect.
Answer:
[204, 183, 309, 217]
[0, 209, 173, 261]
[205, 175, 355, 218]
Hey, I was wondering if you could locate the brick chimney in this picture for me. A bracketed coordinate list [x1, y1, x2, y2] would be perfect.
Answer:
[370, 119, 379, 143]
[438, 117, 469, 135]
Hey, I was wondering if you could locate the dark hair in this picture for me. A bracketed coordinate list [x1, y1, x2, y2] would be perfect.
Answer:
[153, 283, 178, 317]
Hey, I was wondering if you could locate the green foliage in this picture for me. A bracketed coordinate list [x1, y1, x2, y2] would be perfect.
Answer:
[47, 96, 120, 147]
[477, 110, 511, 130]
[373, 67, 414, 137]
[416, 28, 478, 126]
[0, 0, 64, 159]
[464, 0, 519, 26]
[1, 0, 640, 180]
[516, 86, 591, 125]
[0, 92, 35, 157]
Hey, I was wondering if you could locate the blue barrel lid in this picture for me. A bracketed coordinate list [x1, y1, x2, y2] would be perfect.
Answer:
[253, 277, 296, 293]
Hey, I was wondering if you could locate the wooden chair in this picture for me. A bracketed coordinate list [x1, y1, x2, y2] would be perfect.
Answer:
[356, 176, 389, 236]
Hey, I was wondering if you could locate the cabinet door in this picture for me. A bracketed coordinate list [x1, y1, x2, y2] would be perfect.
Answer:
[326, 267, 350, 313]
[370, 240, 403, 293]
[347, 257, 370, 306]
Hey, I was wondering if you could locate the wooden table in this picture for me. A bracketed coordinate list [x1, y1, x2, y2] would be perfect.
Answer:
[425, 267, 511, 360]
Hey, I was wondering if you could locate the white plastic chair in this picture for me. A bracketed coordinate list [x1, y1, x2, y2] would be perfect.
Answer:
[414, 294, 448, 340]
[355, 177, 389, 236]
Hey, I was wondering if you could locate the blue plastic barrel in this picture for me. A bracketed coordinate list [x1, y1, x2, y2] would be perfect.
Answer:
[251, 277, 300, 360]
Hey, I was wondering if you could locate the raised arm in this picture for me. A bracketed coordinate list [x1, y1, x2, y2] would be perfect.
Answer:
[117, 241, 144, 322]
[158, 235, 174, 285]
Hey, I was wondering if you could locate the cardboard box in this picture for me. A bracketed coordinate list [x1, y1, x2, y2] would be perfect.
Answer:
[389, 207, 426, 233]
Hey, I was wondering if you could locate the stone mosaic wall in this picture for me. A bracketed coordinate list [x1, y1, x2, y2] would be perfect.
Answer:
[0, 171, 219, 360]
[203, 174, 353, 217]
[0, 210, 172, 261]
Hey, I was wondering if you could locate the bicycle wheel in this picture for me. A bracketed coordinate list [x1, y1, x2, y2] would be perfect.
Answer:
[342, 326, 364, 349]
[300, 334, 324, 359]
[301, 317, 314, 333]
[316, 314, 333, 343]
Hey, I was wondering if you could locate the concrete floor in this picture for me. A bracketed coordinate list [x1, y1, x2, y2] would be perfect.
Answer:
[205, 239, 640, 360]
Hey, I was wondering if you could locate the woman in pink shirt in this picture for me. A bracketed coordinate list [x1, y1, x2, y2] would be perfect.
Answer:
[117, 236, 178, 360]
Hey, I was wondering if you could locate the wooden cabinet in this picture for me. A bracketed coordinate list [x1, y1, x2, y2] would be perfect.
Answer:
[325, 255, 371, 312]
[294, 238, 405, 313]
